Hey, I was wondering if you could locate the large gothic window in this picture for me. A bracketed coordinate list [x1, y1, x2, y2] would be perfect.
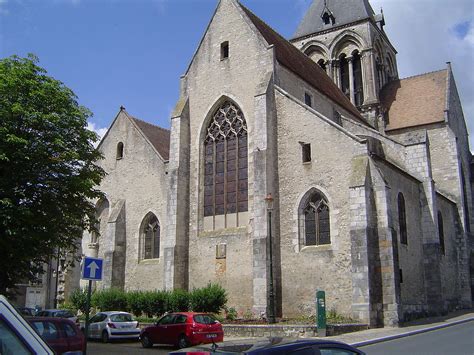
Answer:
[303, 192, 330, 246]
[398, 193, 408, 245]
[352, 51, 364, 106]
[204, 101, 248, 218]
[141, 213, 160, 260]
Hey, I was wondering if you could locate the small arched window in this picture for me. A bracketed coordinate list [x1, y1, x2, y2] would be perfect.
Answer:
[303, 192, 330, 246]
[141, 213, 160, 259]
[203, 101, 248, 218]
[438, 211, 445, 255]
[116, 142, 124, 160]
[398, 193, 407, 245]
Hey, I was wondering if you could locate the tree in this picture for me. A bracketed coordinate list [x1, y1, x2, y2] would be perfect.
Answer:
[0, 54, 105, 295]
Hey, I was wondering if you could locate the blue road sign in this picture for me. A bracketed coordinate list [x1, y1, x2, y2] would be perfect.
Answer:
[82, 257, 103, 281]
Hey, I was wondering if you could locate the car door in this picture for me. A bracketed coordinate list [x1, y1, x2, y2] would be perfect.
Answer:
[167, 314, 188, 345]
[62, 321, 83, 352]
[88, 314, 104, 339]
[152, 314, 175, 344]
[30, 320, 67, 354]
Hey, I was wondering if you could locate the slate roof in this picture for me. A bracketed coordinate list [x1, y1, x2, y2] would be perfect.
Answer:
[293, 0, 376, 39]
[240, 3, 366, 124]
[131, 116, 171, 160]
[380, 70, 447, 132]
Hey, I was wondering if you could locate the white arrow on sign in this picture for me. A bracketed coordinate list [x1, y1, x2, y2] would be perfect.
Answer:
[87, 261, 99, 278]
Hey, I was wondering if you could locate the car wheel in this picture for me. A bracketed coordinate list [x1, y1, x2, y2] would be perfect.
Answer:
[178, 335, 189, 349]
[141, 334, 153, 348]
[101, 330, 109, 343]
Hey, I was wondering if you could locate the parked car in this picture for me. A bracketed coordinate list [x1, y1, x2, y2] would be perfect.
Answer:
[140, 312, 224, 349]
[170, 337, 366, 354]
[17, 307, 36, 316]
[28, 317, 85, 355]
[35, 309, 79, 325]
[0, 296, 54, 354]
[86, 311, 140, 343]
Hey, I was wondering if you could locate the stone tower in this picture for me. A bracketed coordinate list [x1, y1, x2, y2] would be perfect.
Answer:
[291, 0, 398, 128]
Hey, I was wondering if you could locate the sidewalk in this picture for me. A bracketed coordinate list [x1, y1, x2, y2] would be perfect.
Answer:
[327, 310, 474, 346]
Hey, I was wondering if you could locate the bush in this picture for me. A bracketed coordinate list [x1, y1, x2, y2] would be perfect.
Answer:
[225, 307, 238, 321]
[143, 291, 169, 318]
[127, 291, 146, 317]
[92, 288, 127, 311]
[69, 288, 89, 314]
[167, 289, 190, 312]
[190, 283, 227, 313]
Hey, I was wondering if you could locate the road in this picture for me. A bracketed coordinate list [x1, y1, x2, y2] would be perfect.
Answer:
[87, 340, 174, 355]
[359, 321, 474, 355]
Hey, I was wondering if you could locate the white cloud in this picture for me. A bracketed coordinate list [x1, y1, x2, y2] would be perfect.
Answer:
[87, 122, 108, 147]
[0, 0, 9, 15]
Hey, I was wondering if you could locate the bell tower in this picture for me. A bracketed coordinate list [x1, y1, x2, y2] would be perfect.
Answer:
[290, 0, 398, 127]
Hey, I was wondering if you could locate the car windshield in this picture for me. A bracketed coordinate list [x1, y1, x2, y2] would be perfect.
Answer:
[109, 314, 133, 322]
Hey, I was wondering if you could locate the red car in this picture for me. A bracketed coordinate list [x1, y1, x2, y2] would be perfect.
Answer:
[28, 317, 85, 355]
[140, 312, 224, 349]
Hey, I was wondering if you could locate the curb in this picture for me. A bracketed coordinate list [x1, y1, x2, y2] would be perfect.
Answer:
[351, 317, 474, 347]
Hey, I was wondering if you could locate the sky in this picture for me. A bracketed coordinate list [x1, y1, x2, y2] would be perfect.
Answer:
[1, 0, 473, 149]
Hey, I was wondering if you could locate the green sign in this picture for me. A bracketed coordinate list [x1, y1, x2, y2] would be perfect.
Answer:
[316, 290, 326, 336]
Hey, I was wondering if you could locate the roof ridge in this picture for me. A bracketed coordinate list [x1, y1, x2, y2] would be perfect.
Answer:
[399, 69, 447, 81]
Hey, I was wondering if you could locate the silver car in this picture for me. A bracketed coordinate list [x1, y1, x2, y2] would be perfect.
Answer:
[87, 311, 140, 343]
[35, 309, 79, 325]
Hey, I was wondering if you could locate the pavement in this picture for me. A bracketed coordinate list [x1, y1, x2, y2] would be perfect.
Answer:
[325, 310, 474, 347]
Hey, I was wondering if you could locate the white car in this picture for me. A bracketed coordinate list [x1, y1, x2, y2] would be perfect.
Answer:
[87, 311, 140, 343]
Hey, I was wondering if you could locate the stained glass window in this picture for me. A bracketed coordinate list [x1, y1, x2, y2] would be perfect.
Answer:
[304, 193, 330, 246]
[204, 101, 248, 217]
[142, 214, 160, 259]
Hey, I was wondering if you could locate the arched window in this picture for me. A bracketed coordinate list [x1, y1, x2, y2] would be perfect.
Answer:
[352, 51, 364, 106]
[438, 211, 445, 255]
[116, 142, 124, 160]
[91, 199, 109, 245]
[339, 55, 350, 98]
[141, 213, 160, 259]
[398, 193, 407, 245]
[303, 192, 330, 246]
[204, 101, 248, 218]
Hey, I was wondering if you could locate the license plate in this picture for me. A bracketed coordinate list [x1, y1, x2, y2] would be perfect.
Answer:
[206, 334, 217, 338]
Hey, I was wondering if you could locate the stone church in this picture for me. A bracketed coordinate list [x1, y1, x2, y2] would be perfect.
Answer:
[80, 0, 473, 327]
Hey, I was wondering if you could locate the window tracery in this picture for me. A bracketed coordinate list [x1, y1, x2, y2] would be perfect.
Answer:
[204, 101, 248, 218]
[303, 192, 330, 246]
[141, 213, 160, 259]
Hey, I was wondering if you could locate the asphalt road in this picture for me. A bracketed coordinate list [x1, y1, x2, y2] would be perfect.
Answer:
[87, 339, 174, 355]
[359, 321, 474, 355]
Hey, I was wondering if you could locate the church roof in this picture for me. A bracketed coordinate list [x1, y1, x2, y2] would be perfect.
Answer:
[293, 0, 376, 39]
[131, 116, 171, 160]
[380, 70, 447, 132]
[240, 3, 366, 124]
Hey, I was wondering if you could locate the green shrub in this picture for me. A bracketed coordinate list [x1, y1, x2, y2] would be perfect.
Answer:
[190, 283, 227, 313]
[137, 290, 169, 318]
[225, 306, 238, 320]
[127, 291, 146, 317]
[69, 288, 89, 314]
[167, 289, 190, 312]
[92, 288, 127, 311]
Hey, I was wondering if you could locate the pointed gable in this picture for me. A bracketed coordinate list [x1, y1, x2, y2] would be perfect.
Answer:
[130, 117, 170, 160]
[380, 70, 447, 131]
[239, 3, 367, 124]
[293, 0, 376, 39]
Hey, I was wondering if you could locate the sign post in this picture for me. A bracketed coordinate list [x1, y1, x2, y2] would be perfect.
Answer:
[81, 257, 103, 355]
[316, 290, 326, 337]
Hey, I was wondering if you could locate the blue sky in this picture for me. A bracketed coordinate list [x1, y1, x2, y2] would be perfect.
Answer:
[1, 0, 473, 148]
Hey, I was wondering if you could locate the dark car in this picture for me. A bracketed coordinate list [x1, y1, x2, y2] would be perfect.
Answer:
[140, 312, 224, 349]
[28, 317, 85, 355]
[17, 307, 36, 316]
[170, 337, 365, 355]
[35, 309, 79, 325]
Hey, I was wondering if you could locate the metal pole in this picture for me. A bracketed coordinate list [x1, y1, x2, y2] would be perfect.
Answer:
[84, 279, 92, 355]
[268, 208, 276, 324]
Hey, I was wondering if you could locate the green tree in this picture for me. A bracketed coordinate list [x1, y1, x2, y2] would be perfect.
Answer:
[0, 54, 105, 295]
